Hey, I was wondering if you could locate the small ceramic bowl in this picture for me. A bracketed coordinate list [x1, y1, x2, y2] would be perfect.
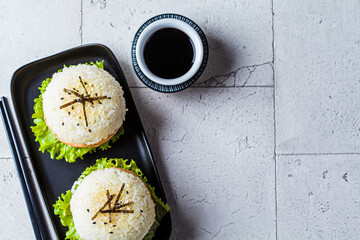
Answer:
[132, 13, 208, 93]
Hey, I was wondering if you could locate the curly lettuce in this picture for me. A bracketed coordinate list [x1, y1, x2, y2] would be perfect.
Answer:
[30, 61, 124, 163]
[53, 158, 170, 240]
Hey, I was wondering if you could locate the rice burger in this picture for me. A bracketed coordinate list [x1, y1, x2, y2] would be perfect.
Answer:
[54, 158, 170, 240]
[42, 64, 126, 148]
[71, 168, 155, 239]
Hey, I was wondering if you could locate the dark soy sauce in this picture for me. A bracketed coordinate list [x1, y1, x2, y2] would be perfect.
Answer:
[144, 28, 195, 79]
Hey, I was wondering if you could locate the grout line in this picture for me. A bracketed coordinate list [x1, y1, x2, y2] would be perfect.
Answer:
[0, 157, 13, 160]
[193, 85, 274, 88]
[80, 0, 83, 45]
[271, 2, 275, 64]
[278, 152, 360, 156]
[271, 0, 277, 239]
[201, 62, 273, 87]
[129, 85, 275, 89]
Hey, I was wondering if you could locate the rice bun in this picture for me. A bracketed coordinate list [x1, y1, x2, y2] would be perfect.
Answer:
[42, 64, 126, 147]
[70, 167, 156, 240]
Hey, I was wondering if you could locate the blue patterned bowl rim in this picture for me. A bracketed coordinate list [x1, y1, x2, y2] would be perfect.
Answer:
[131, 13, 209, 93]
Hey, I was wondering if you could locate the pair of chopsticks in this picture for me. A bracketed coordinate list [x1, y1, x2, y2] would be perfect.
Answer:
[0, 97, 44, 239]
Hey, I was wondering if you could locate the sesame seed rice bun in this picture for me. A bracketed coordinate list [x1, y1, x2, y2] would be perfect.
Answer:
[70, 167, 156, 240]
[42, 64, 126, 147]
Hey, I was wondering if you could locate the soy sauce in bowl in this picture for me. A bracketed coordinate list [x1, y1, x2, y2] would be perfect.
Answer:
[132, 14, 208, 92]
[144, 28, 195, 79]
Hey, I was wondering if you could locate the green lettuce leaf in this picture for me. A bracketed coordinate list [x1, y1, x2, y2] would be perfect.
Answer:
[53, 158, 170, 240]
[53, 190, 81, 240]
[30, 61, 124, 163]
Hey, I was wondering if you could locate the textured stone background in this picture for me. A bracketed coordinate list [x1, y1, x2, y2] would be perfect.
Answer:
[0, 0, 359, 239]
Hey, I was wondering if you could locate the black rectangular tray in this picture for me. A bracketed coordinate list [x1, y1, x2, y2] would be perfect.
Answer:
[11, 44, 171, 239]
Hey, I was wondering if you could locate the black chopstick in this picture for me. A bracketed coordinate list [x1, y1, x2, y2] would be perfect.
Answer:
[0, 97, 43, 240]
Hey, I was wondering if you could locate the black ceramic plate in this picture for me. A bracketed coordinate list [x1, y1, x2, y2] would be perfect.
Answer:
[11, 44, 171, 239]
